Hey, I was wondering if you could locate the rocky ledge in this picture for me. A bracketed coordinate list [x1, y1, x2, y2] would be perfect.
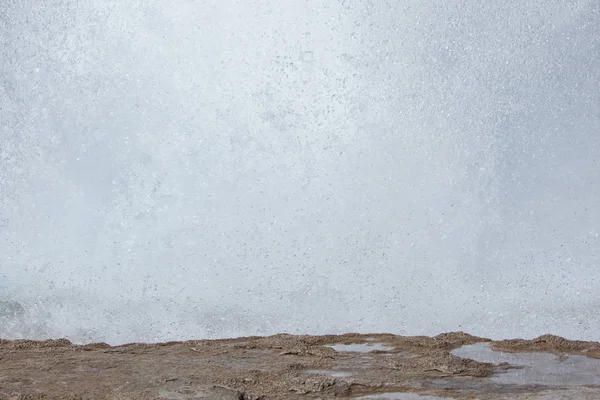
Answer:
[1, 332, 599, 399]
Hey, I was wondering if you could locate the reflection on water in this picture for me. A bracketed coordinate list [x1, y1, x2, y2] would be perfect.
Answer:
[357, 392, 450, 399]
[305, 369, 353, 378]
[451, 342, 600, 386]
[326, 342, 394, 353]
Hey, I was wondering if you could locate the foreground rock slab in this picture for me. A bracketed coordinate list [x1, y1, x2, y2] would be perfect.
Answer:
[1, 332, 599, 399]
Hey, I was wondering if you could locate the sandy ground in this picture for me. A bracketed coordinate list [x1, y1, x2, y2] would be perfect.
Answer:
[1, 332, 599, 399]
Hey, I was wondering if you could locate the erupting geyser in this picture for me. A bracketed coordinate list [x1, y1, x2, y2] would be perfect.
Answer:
[1, 0, 599, 344]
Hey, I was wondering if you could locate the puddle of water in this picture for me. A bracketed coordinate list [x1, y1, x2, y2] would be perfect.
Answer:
[305, 369, 353, 378]
[246, 349, 274, 355]
[326, 342, 394, 353]
[451, 342, 600, 386]
[356, 393, 450, 399]
[158, 389, 208, 399]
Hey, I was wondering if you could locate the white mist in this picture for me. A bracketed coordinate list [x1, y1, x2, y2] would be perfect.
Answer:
[1, 0, 599, 344]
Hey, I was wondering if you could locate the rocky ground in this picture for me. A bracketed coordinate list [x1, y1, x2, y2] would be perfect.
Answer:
[1, 332, 599, 399]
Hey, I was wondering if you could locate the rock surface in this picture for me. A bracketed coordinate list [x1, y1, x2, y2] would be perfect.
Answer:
[0, 332, 599, 399]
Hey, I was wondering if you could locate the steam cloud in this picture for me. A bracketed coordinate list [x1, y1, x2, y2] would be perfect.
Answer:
[1, 1, 599, 344]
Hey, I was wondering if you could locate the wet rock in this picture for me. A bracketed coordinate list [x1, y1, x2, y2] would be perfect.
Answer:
[0, 333, 599, 399]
